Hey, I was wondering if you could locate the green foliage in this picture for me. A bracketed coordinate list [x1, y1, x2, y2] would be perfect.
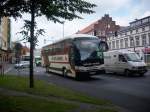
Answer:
[0, 0, 96, 22]
[18, 20, 45, 47]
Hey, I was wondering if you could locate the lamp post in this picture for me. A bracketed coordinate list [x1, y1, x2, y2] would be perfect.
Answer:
[145, 43, 148, 64]
[44, 37, 54, 44]
[62, 21, 65, 38]
[131, 37, 135, 52]
[133, 38, 135, 52]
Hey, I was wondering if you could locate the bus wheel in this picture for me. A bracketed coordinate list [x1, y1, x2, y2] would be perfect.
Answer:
[63, 68, 67, 77]
[75, 74, 81, 81]
[124, 69, 130, 77]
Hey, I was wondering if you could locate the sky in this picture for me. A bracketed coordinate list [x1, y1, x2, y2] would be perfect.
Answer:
[11, 0, 150, 49]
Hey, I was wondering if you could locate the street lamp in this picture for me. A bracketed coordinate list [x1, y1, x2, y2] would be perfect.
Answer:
[44, 37, 54, 44]
[131, 37, 135, 52]
[62, 21, 65, 38]
[145, 43, 148, 64]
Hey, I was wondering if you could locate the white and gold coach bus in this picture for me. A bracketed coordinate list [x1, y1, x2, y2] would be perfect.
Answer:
[41, 34, 108, 79]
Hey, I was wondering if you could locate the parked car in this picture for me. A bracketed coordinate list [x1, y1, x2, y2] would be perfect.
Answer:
[14, 61, 30, 69]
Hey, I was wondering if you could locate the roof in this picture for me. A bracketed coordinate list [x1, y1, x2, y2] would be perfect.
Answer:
[77, 21, 98, 34]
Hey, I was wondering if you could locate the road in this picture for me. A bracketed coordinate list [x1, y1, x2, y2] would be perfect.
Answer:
[9, 66, 150, 112]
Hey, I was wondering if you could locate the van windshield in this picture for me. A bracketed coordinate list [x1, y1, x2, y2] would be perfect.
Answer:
[124, 53, 141, 62]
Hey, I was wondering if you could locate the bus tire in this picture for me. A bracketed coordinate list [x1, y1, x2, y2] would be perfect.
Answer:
[75, 74, 81, 81]
[124, 69, 130, 77]
[46, 66, 49, 73]
[63, 68, 67, 77]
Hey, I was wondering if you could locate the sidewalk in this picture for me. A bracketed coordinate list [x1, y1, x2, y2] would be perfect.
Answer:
[0, 62, 13, 74]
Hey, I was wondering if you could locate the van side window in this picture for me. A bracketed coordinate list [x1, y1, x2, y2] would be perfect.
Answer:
[119, 55, 126, 62]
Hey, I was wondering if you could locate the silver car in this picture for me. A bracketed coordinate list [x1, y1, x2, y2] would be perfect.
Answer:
[14, 61, 30, 68]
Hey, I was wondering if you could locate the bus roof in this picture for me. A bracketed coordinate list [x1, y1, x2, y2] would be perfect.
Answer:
[42, 34, 98, 49]
[66, 34, 98, 39]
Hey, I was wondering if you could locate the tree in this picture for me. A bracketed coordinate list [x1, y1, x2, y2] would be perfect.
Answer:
[14, 42, 23, 63]
[1, 0, 96, 88]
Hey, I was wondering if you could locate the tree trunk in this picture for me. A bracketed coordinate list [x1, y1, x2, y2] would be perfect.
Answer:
[30, 0, 35, 88]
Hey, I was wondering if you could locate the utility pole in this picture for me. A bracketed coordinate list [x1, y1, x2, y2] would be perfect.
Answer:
[62, 21, 65, 38]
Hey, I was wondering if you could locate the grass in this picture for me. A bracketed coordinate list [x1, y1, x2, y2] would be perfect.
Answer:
[0, 75, 110, 106]
[0, 75, 119, 112]
[0, 94, 76, 112]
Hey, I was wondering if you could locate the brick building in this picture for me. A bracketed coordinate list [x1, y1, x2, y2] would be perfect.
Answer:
[77, 14, 120, 41]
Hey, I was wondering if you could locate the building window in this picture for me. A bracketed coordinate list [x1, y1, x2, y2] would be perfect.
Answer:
[135, 36, 140, 46]
[116, 40, 119, 49]
[112, 41, 115, 49]
[136, 29, 138, 33]
[130, 37, 134, 47]
[142, 27, 145, 32]
[142, 34, 146, 46]
[142, 18, 149, 23]
[148, 33, 150, 45]
[120, 39, 124, 48]
[124, 38, 128, 48]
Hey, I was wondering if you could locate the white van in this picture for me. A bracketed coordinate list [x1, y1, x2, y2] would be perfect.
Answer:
[104, 50, 147, 76]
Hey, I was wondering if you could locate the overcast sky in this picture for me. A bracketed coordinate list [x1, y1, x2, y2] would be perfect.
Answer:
[11, 0, 150, 49]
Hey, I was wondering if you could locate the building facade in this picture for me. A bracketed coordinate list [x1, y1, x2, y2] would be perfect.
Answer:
[77, 14, 120, 41]
[107, 16, 150, 65]
[0, 17, 11, 63]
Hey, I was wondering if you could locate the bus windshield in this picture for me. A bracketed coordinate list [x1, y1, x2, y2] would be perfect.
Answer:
[74, 38, 106, 61]
[124, 53, 141, 62]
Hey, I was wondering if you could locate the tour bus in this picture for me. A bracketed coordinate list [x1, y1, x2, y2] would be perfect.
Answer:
[41, 34, 109, 79]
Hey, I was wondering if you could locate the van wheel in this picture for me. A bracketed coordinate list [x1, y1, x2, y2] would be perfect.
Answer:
[46, 66, 49, 73]
[124, 69, 130, 76]
[63, 68, 68, 77]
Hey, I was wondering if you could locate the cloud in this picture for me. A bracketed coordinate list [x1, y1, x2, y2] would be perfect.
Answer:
[141, 11, 150, 18]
